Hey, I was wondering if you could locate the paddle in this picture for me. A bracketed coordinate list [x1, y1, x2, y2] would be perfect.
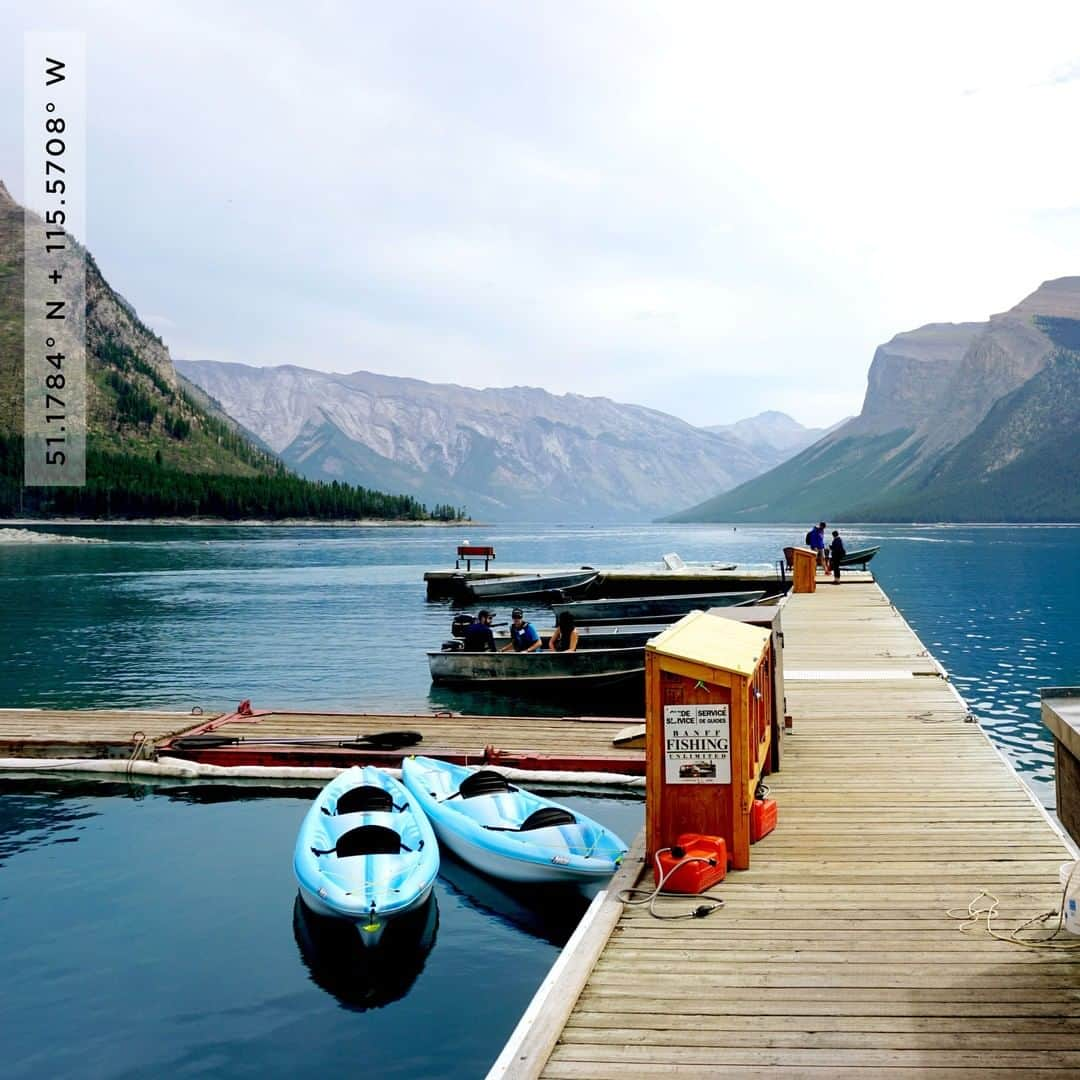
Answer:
[172, 731, 424, 751]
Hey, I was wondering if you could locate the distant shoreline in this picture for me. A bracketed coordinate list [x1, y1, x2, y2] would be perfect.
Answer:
[0, 517, 476, 528]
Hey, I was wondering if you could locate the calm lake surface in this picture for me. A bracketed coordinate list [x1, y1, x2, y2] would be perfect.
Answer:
[2, 521, 1078, 1077]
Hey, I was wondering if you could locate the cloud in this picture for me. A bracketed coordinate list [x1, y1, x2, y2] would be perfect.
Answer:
[3, 0, 1080, 428]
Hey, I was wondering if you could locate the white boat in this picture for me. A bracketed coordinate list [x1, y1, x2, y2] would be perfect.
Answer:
[401, 756, 628, 884]
[463, 569, 598, 601]
[551, 589, 766, 624]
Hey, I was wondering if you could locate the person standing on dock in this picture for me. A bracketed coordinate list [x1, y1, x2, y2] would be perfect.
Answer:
[807, 521, 830, 573]
[462, 609, 497, 651]
[502, 608, 541, 652]
[830, 530, 846, 584]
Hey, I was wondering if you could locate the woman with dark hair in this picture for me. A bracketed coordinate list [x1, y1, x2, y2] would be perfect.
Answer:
[548, 611, 579, 653]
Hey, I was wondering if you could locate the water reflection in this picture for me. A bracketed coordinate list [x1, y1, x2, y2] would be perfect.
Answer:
[0, 778, 101, 865]
[292, 893, 439, 1011]
[437, 852, 591, 946]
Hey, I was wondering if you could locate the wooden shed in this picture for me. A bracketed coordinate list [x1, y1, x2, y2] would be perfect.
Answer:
[645, 611, 774, 871]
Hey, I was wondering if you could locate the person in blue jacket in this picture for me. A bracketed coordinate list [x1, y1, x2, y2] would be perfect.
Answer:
[807, 521, 830, 571]
[462, 609, 496, 651]
[502, 608, 541, 652]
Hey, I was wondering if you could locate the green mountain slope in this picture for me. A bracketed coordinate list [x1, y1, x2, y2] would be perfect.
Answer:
[666, 429, 921, 522]
[850, 352, 1080, 521]
[668, 280, 1080, 523]
[0, 180, 459, 521]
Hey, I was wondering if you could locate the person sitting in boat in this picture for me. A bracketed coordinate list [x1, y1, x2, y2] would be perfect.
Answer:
[548, 611, 579, 653]
[829, 530, 846, 584]
[502, 608, 541, 653]
[461, 609, 496, 651]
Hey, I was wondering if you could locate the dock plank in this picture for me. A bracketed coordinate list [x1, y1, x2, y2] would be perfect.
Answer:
[497, 581, 1080, 1079]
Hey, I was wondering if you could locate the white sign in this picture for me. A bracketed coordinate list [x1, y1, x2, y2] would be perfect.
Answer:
[663, 703, 731, 785]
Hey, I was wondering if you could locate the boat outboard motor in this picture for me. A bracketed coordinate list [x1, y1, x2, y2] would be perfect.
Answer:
[443, 612, 475, 650]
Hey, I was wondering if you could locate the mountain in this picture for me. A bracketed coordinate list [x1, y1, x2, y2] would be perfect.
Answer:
[175, 360, 786, 521]
[668, 278, 1080, 523]
[706, 411, 835, 471]
[0, 180, 452, 521]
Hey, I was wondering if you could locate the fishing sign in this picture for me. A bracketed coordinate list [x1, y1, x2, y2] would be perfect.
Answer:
[662, 703, 731, 785]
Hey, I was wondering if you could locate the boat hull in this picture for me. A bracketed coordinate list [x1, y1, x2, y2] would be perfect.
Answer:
[552, 589, 766, 624]
[428, 645, 644, 688]
[838, 546, 880, 568]
[464, 570, 598, 601]
[494, 622, 666, 651]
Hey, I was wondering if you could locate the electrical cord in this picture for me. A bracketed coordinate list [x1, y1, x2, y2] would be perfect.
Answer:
[946, 860, 1080, 950]
[616, 846, 725, 920]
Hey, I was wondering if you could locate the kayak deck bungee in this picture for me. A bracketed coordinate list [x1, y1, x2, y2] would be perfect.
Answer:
[402, 756, 628, 884]
[294, 766, 439, 942]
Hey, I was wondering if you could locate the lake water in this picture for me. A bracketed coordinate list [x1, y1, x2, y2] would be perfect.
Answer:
[1, 521, 1078, 1077]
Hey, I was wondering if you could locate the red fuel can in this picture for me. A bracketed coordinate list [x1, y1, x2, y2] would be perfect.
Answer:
[653, 833, 728, 893]
[750, 798, 777, 842]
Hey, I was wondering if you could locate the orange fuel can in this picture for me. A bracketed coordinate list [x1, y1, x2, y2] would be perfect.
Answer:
[750, 798, 777, 842]
[653, 833, 728, 894]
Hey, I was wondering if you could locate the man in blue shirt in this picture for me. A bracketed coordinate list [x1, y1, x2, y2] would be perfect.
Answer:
[502, 608, 541, 652]
[808, 521, 830, 571]
[462, 609, 496, 652]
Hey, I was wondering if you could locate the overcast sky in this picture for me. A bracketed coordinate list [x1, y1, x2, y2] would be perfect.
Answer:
[5, 2, 1080, 428]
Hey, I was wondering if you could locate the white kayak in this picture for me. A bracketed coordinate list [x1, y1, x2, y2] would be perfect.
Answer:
[401, 756, 628, 885]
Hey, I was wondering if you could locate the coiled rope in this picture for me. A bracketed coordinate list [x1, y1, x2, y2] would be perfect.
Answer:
[946, 861, 1080, 950]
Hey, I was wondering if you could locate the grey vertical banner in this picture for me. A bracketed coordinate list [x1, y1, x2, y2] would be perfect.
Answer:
[24, 33, 86, 487]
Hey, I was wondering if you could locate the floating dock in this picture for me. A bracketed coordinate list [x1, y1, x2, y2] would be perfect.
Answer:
[492, 580, 1080, 1078]
[0, 706, 644, 776]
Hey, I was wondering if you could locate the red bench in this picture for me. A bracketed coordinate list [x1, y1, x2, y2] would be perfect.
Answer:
[456, 544, 495, 570]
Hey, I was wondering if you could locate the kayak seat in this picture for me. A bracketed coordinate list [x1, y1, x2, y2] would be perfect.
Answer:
[520, 807, 576, 831]
[456, 770, 518, 799]
[336, 785, 394, 815]
[330, 824, 402, 858]
[485, 806, 577, 832]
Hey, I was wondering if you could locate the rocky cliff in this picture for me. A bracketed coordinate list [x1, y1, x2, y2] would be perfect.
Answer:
[668, 277, 1080, 523]
[176, 360, 782, 521]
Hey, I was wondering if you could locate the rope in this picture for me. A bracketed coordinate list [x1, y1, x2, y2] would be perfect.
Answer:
[946, 862, 1080, 950]
[126, 731, 150, 777]
[617, 847, 724, 921]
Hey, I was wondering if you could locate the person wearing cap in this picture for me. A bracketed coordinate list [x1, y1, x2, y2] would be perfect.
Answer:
[502, 608, 541, 653]
[461, 609, 496, 652]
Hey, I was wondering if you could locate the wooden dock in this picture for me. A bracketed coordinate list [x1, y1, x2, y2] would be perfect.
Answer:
[0, 706, 644, 776]
[0, 707, 205, 759]
[496, 580, 1080, 1078]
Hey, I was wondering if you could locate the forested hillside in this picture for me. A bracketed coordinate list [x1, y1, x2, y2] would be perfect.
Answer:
[0, 180, 462, 521]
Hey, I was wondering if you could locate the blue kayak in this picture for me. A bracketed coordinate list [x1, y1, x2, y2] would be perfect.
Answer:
[401, 756, 628, 884]
[293, 766, 439, 943]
